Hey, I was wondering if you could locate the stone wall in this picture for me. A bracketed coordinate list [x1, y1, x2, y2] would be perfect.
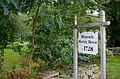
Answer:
[78, 64, 100, 79]
[50, 64, 100, 79]
[108, 47, 120, 56]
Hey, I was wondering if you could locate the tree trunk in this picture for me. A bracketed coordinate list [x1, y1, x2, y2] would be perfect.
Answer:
[28, 2, 40, 74]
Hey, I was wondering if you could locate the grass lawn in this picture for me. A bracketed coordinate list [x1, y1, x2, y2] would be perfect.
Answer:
[107, 56, 120, 79]
[3, 41, 29, 72]
[4, 48, 22, 72]
[3, 42, 120, 79]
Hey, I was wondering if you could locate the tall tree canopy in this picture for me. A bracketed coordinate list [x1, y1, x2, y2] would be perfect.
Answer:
[26, 0, 107, 65]
[0, 0, 113, 69]
[104, 0, 120, 47]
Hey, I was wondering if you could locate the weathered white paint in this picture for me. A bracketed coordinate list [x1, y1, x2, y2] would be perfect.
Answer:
[73, 10, 110, 79]
[73, 15, 78, 79]
[78, 21, 110, 28]
[100, 10, 106, 79]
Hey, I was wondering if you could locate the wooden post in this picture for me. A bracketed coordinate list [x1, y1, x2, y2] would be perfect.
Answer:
[73, 15, 78, 79]
[73, 10, 110, 79]
[100, 10, 106, 79]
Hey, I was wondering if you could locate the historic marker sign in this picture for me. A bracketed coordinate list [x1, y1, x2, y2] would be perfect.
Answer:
[78, 32, 98, 55]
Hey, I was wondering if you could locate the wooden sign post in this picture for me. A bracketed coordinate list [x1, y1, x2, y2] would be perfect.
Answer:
[73, 15, 78, 79]
[100, 10, 107, 79]
[73, 10, 110, 79]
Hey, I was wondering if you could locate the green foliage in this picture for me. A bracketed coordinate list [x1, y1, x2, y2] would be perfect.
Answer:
[11, 41, 30, 57]
[0, 0, 19, 15]
[12, 42, 23, 55]
[0, 0, 20, 71]
[10, 13, 31, 40]
[0, 0, 32, 47]
[25, 0, 104, 68]
[0, 0, 114, 73]
[103, 0, 120, 47]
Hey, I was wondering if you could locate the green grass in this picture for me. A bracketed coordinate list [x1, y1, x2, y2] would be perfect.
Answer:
[3, 41, 29, 72]
[107, 56, 120, 79]
[3, 41, 120, 79]
[4, 48, 22, 72]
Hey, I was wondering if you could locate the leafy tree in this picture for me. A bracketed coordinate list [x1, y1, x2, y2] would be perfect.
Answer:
[0, 0, 112, 73]
[0, 0, 33, 73]
[103, 0, 120, 47]
[0, 0, 19, 71]
[10, 12, 31, 40]
[26, 0, 105, 68]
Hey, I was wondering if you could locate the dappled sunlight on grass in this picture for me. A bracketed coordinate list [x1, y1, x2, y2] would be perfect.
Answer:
[4, 48, 23, 71]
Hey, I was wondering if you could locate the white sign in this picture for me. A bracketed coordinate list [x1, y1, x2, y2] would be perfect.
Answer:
[78, 32, 98, 55]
